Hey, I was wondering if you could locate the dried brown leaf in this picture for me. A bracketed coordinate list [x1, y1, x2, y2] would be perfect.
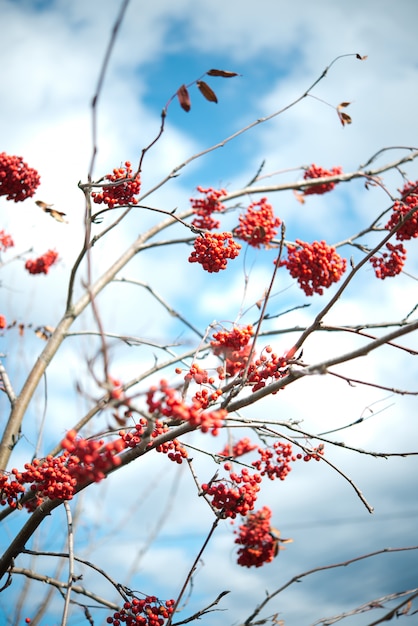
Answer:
[48, 209, 68, 223]
[36, 200, 68, 223]
[337, 101, 351, 110]
[197, 80, 218, 103]
[207, 69, 239, 78]
[177, 84, 191, 112]
[356, 54, 368, 60]
[338, 111, 352, 126]
[293, 189, 306, 204]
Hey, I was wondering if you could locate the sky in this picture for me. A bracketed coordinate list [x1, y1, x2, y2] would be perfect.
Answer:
[1, 0, 418, 625]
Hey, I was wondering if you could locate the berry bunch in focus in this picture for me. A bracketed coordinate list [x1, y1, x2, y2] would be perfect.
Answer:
[211, 324, 254, 376]
[202, 467, 261, 518]
[190, 186, 226, 231]
[188, 232, 241, 272]
[370, 242, 407, 279]
[281, 239, 347, 295]
[106, 596, 175, 626]
[146, 379, 226, 435]
[235, 506, 277, 568]
[92, 161, 141, 208]
[235, 198, 281, 248]
[0, 152, 40, 202]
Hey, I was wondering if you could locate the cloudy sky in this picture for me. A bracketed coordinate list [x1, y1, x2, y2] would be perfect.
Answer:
[1, 0, 418, 624]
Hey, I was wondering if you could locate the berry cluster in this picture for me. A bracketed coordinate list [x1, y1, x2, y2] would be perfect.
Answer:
[188, 232, 241, 272]
[384, 180, 418, 241]
[106, 596, 175, 626]
[146, 380, 226, 435]
[303, 164, 343, 195]
[211, 324, 254, 376]
[0, 230, 14, 252]
[246, 345, 289, 392]
[202, 466, 261, 518]
[234, 198, 281, 248]
[91, 161, 141, 209]
[184, 363, 214, 385]
[150, 420, 189, 464]
[120, 418, 148, 449]
[61, 429, 124, 484]
[281, 239, 347, 296]
[0, 315, 6, 329]
[300, 444, 325, 462]
[235, 506, 277, 568]
[25, 249, 58, 275]
[192, 387, 223, 409]
[370, 242, 407, 279]
[0, 152, 40, 202]
[252, 441, 297, 480]
[190, 186, 226, 231]
[218, 437, 257, 459]
[0, 431, 125, 511]
[0, 471, 25, 508]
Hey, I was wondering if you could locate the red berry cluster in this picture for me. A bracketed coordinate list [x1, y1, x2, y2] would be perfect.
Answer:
[211, 324, 254, 376]
[188, 232, 241, 272]
[119, 418, 148, 449]
[202, 466, 261, 518]
[0, 229, 14, 252]
[25, 249, 58, 275]
[370, 242, 407, 279]
[218, 437, 257, 459]
[150, 420, 189, 464]
[299, 444, 325, 462]
[384, 181, 418, 241]
[190, 186, 226, 231]
[0, 315, 6, 329]
[252, 441, 297, 480]
[0, 152, 40, 202]
[106, 596, 175, 626]
[92, 161, 141, 209]
[246, 345, 289, 392]
[184, 363, 214, 385]
[0, 431, 125, 511]
[61, 429, 124, 484]
[13, 455, 78, 508]
[191, 387, 223, 409]
[234, 198, 281, 248]
[0, 471, 25, 508]
[146, 380, 226, 435]
[281, 239, 347, 296]
[303, 164, 343, 195]
[235, 506, 276, 568]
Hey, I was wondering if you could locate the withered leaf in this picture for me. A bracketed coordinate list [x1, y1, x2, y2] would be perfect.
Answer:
[177, 84, 191, 112]
[48, 209, 68, 223]
[36, 200, 68, 223]
[197, 80, 218, 103]
[356, 54, 368, 61]
[207, 69, 239, 78]
[337, 101, 351, 110]
[293, 189, 306, 204]
[35, 325, 55, 341]
[338, 111, 352, 126]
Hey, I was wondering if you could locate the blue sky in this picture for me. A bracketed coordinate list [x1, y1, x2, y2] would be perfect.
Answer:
[1, 0, 418, 624]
